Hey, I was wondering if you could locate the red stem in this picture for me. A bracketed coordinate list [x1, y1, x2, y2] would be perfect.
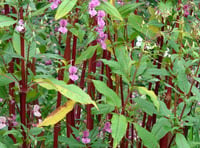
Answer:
[19, 6, 27, 148]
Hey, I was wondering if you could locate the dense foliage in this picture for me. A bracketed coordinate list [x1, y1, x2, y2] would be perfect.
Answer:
[0, 0, 200, 147]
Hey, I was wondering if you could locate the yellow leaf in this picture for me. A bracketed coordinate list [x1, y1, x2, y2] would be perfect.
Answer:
[38, 100, 76, 127]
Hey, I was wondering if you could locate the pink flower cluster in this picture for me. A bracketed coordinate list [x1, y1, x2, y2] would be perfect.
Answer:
[58, 19, 68, 34]
[88, 0, 100, 17]
[16, 19, 25, 32]
[49, 0, 61, 10]
[81, 130, 90, 144]
[69, 66, 78, 81]
[96, 10, 107, 50]
[183, 5, 189, 17]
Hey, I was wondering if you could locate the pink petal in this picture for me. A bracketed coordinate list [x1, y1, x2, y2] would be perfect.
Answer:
[59, 19, 68, 27]
[69, 74, 78, 81]
[34, 111, 41, 117]
[33, 105, 40, 111]
[58, 27, 68, 34]
[82, 137, 91, 144]
[50, 2, 58, 10]
[83, 130, 89, 137]
[89, 8, 97, 17]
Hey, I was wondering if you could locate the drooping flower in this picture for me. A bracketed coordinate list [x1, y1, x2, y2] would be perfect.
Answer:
[88, 0, 100, 17]
[183, 4, 190, 17]
[136, 36, 143, 47]
[33, 105, 41, 117]
[16, 19, 25, 32]
[58, 19, 68, 34]
[103, 122, 112, 133]
[0, 116, 6, 129]
[82, 130, 91, 144]
[69, 66, 78, 81]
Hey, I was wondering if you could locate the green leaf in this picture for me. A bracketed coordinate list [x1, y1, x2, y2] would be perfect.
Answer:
[158, 101, 172, 117]
[0, 74, 17, 86]
[152, 118, 171, 140]
[59, 135, 85, 147]
[111, 114, 128, 148]
[34, 78, 97, 108]
[128, 14, 143, 32]
[137, 86, 159, 110]
[12, 32, 20, 55]
[0, 15, 16, 28]
[91, 104, 115, 115]
[55, 0, 78, 20]
[134, 123, 159, 148]
[97, 1, 123, 21]
[177, 72, 190, 95]
[29, 127, 43, 135]
[119, 2, 144, 17]
[75, 45, 98, 64]
[175, 133, 190, 148]
[32, 4, 51, 17]
[145, 68, 170, 76]
[0, 142, 7, 148]
[148, 19, 164, 27]
[134, 98, 158, 116]
[100, 59, 122, 75]
[93, 80, 121, 108]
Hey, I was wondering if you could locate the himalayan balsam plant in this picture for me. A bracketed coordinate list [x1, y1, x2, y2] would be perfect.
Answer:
[0, 0, 200, 148]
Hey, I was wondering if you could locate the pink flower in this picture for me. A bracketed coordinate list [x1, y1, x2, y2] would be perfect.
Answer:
[0, 98, 3, 102]
[16, 26, 24, 32]
[184, 10, 189, 17]
[33, 105, 41, 117]
[89, 0, 100, 8]
[103, 122, 112, 133]
[45, 60, 52, 65]
[82, 130, 90, 144]
[58, 19, 68, 34]
[16, 19, 25, 32]
[69, 66, 78, 74]
[0, 116, 6, 129]
[18, 19, 24, 25]
[183, 5, 189, 10]
[89, 8, 97, 17]
[59, 19, 68, 27]
[83, 130, 90, 137]
[50, 0, 61, 10]
[69, 66, 78, 81]
[88, 0, 100, 17]
[97, 18, 105, 28]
